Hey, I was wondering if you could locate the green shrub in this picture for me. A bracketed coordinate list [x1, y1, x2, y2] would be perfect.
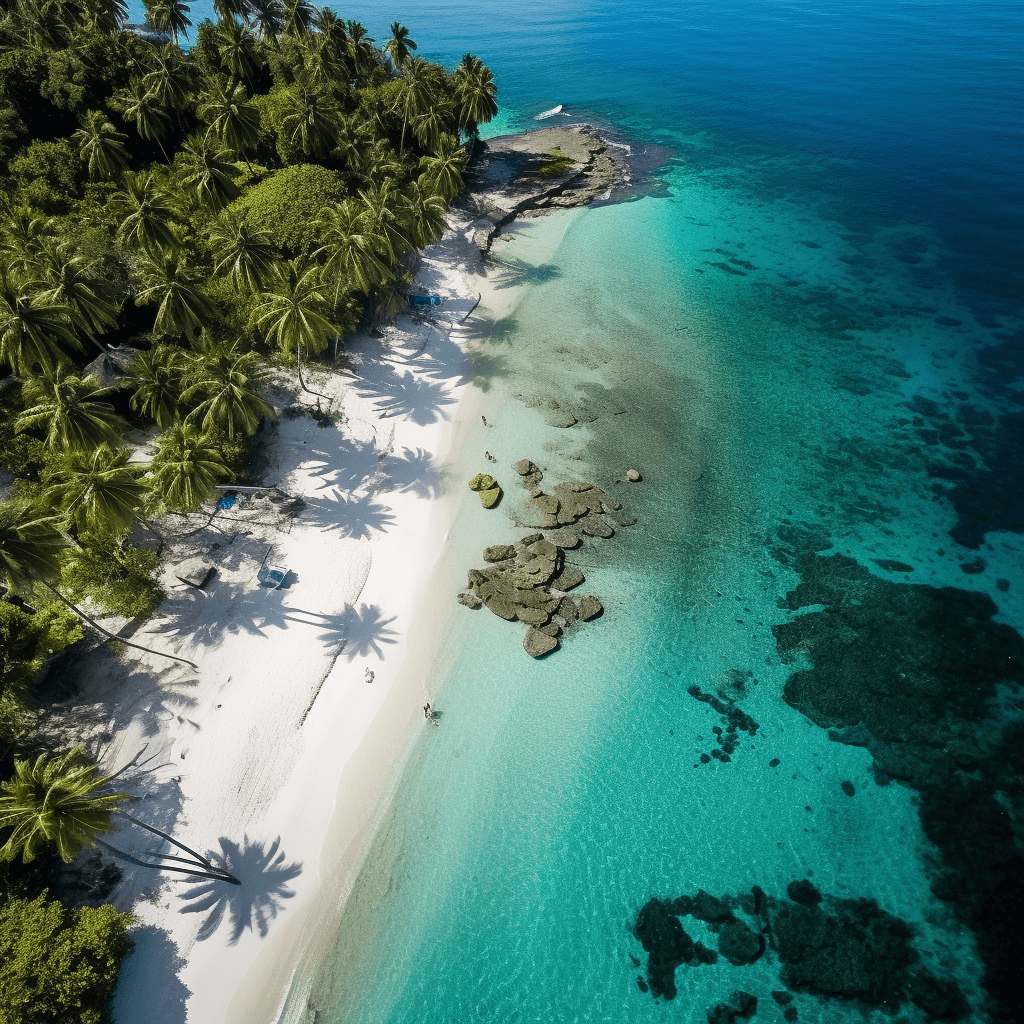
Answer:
[61, 547, 164, 620]
[0, 892, 133, 1024]
[233, 164, 349, 255]
[8, 138, 84, 214]
[534, 147, 575, 179]
[0, 603, 83, 699]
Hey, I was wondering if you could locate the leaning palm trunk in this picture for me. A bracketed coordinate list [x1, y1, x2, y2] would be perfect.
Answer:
[97, 837, 240, 883]
[296, 345, 332, 408]
[38, 579, 197, 669]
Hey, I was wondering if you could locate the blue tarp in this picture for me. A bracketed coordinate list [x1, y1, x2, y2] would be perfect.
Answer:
[216, 493, 237, 510]
[407, 295, 442, 307]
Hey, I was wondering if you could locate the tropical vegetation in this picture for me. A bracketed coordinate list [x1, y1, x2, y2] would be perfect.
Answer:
[0, 3, 497, 1017]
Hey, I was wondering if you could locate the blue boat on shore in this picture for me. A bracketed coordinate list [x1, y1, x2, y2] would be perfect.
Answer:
[407, 294, 442, 307]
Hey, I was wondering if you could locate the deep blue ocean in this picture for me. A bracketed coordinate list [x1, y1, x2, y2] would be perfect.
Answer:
[127, 3, 1023, 1022]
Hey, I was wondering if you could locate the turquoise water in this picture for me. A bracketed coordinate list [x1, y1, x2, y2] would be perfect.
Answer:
[128, 2, 1024, 1020]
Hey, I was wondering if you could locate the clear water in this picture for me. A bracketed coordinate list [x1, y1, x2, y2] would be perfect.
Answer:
[128, 2, 1024, 1021]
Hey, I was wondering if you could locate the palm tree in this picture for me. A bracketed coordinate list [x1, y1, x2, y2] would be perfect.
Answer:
[0, 503, 197, 668]
[145, 0, 192, 42]
[359, 179, 414, 260]
[150, 422, 227, 513]
[115, 174, 180, 255]
[27, 238, 119, 353]
[0, 266, 82, 374]
[280, 0, 316, 37]
[282, 83, 341, 161]
[247, 0, 284, 44]
[453, 53, 498, 135]
[73, 111, 130, 181]
[413, 101, 457, 156]
[136, 257, 215, 340]
[217, 17, 259, 90]
[129, 345, 186, 429]
[314, 7, 348, 52]
[142, 44, 196, 117]
[0, 209, 57, 275]
[182, 340, 273, 439]
[395, 57, 434, 158]
[420, 133, 468, 201]
[315, 201, 392, 297]
[16, 368, 124, 451]
[118, 79, 172, 163]
[345, 21, 377, 79]
[301, 31, 346, 92]
[200, 82, 261, 167]
[45, 446, 148, 542]
[385, 22, 416, 69]
[254, 259, 336, 357]
[402, 179, 447, 249]
[0, 748, 124, 864]
[176, 136, 240, 212]
[0, 746, 238, 882]
[83, 0, 129, 33]
[213, 0, 252, 23]
[208, 210, 276, 294]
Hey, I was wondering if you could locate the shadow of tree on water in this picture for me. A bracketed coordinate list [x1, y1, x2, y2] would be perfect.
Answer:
[486, 255, 561, 290]
[455, 314, 518, 347]
[338, 603, 398, 661]
[178, 835, 301, 944]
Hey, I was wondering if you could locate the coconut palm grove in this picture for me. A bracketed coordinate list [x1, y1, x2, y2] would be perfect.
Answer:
[0, 1, 495, 1019]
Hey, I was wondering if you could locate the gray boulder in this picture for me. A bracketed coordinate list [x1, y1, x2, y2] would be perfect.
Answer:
[524, 628, 558, 657]
[457, 591, 483, 610]
[483, 544, 516, 562]
[577, 595, 603, 621]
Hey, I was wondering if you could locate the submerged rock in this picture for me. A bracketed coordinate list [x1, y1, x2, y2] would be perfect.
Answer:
[479, 485, 502, 508]
[515, 458, 539, 476]
[457, 591, 483, 610]
[627, 468, 642, 481]
[483, 544, 516, 562]
[524, 627, 558, 657]
[718, 920, 764, 966]
[546, 527, 582, 548]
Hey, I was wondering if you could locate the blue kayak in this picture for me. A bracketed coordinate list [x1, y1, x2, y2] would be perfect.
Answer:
[407, 295, 442, 307]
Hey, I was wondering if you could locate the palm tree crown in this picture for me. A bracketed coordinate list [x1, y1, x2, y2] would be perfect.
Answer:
[45, 446, 148, 542]
[150, 422, 227, 512]
[16, 367, 124, 451]
[253, 259, 336, 356]
[73, 111, 131, 181]
[0, 747, 126, 864]
[182, 339, 273, 439]
[385, 23, 417, 69]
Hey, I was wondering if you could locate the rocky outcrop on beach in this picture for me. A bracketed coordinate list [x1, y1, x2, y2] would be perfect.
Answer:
[460, 125, 627, 254]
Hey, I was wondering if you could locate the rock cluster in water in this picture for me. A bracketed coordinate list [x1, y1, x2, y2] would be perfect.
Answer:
[468, 472, 502, 508]
[458, 532, 602, 657]
[632, 881, 970, 1023]
[456, 459, 633, 657]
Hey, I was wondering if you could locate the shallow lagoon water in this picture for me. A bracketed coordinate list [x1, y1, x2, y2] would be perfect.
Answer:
[127, 1, 1024, 1020]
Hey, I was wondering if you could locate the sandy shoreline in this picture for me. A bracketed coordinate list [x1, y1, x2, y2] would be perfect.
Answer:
[86, 124, 624, 1024]
[86, 215, 486, 1024]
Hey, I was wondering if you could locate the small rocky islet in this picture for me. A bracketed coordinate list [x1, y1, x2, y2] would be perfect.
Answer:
[459, 458, 634, 656]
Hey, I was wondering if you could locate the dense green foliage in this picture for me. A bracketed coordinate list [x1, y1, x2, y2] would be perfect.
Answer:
[0, 892, 132, 1024]
[235, 163, 347, 254]
[0, 2, 498, 1008]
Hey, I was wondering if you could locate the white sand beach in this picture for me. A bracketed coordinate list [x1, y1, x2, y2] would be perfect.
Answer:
[52, 218, 490, 1024]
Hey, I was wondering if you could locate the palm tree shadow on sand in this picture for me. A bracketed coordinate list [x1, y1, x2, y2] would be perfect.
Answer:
[300, 493, 396, 539]
[338, 602, 398, 660]
[386, 446, 440, 499]
[178, 835, 301, 944]
[353, 366, 457, 425]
